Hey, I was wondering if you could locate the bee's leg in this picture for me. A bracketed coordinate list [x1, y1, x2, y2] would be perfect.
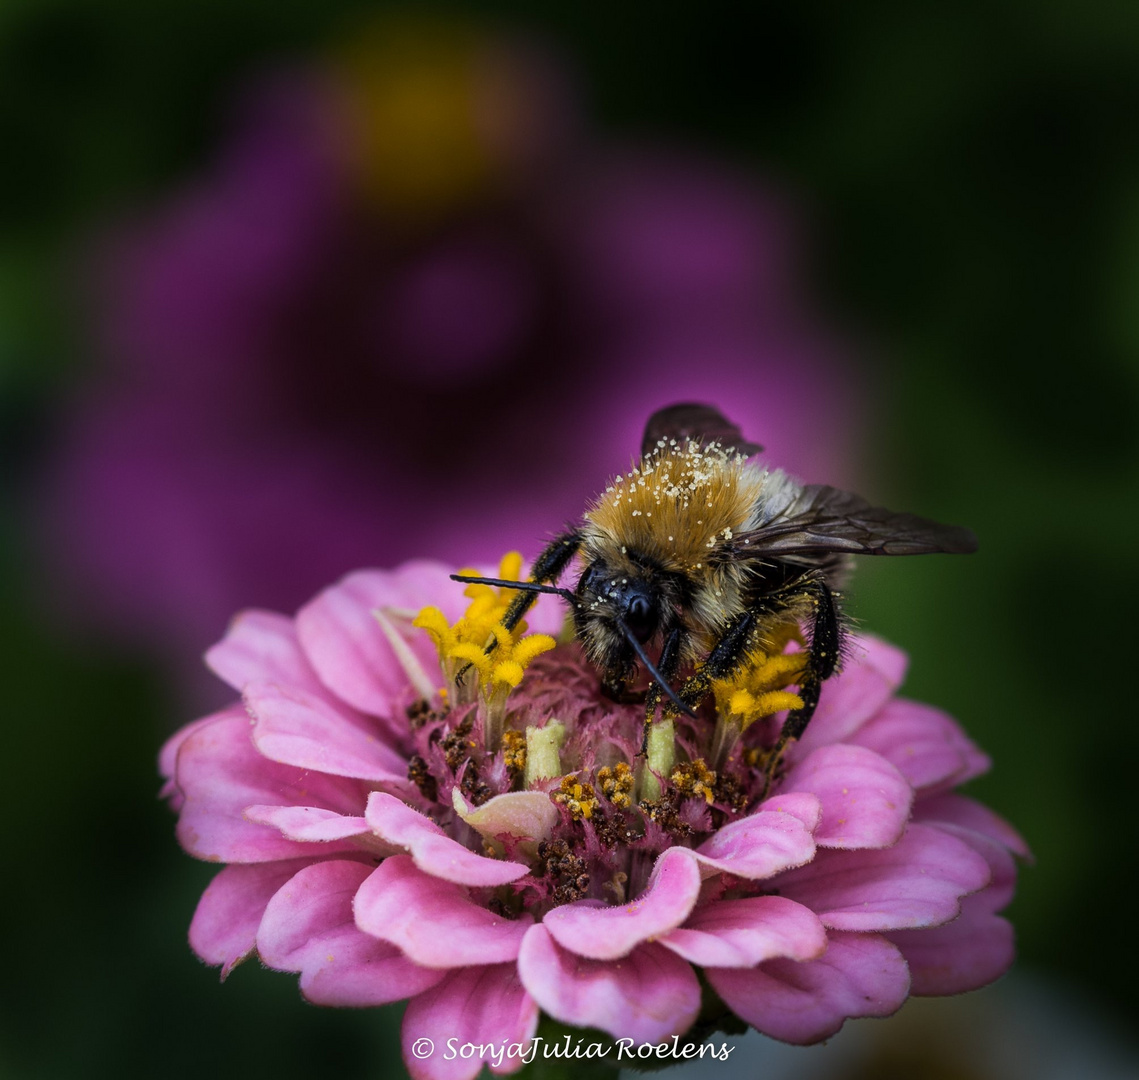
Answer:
[499, 530, 582, 635]
[662, 610, 758, 722]
[641, 625, 687, 753]
[656, 573, 842, 766]
[602, 678, 646, 706]
[765, 577, 841, 782]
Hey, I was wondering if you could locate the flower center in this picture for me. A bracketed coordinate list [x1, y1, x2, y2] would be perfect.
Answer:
[395, 552, 808, 914]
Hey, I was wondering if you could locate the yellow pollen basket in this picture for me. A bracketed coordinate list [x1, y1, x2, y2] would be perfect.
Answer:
[712, 622, 808, 732]
[413, 551, 556, 700]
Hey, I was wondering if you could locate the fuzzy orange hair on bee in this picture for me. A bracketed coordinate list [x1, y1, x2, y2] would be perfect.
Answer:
[454, 403, 977, 755]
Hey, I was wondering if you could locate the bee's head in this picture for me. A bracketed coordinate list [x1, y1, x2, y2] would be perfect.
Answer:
[575, 559, 661, 644]
[571, 555, 695, 716]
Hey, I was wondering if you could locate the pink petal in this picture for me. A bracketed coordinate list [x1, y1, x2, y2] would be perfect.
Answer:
[913, 815, 1019, 913]
[257, 859, 374, 969]
[542, 847, 701, 960]
[707, 931, 910, 1044]
[159, 708, 234, 808]
[294, 564, 458, 728]
[205, 609, 326, 697]
[772, 823, 991, 932]
[354, 855, 531, 967]
[366, 792, 528, 886]
[402, 965, 539, 1080]
[660, 896, 827, 968]
[692, 800, 818, 880]
[175, 713, 362, 862]
[887, 896, 1015, 995]
[304, 936, 446, 1008]
[161, 709, 232, 784]
[914, 792, 1031, 859]
[755, 790, 823, 831]
[189, 858, 314, 977]
[518, 925, 701, 1045]
[246, 680, 407, 783]
[792, 635, 908, 756]
[856, 633, 909, 685]
[782, 744, 912, 849]
[244, 805, 385, 846]
[256, 859, 445, 1006]
[848, 698, 989, 793]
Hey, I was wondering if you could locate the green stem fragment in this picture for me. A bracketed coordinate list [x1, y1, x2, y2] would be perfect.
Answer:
[525, 721, 565, 787]
[640, 718, 675, 802]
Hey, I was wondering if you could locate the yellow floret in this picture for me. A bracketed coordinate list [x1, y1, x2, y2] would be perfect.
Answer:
[412, 605, 455, 656]
[412, 551, 555, 706]
[492, 660, 525, 689]
[712, 626, 809, 732]
[498, 550, 524, 583]
[447, 642, 492, 680]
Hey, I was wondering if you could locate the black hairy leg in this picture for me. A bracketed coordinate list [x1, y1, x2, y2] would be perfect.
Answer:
[660, 608, 759, 722]
[762, 575, 842, 787]
[653, 571, 842, 771]
[498, 531, 583, 634]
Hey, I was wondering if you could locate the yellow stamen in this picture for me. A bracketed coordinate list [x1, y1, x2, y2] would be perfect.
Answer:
[709, 626, 809, 770]
[712, 627, 808, 734]
[448, 642, 492, 679]
[492, 660, 525, 690]
[412, 552, 557, 749]
[412, 605, 455, 655]
[512, 634, 557, 668]
[502, 731, 527, 777]
[671, 758, 717, 804]
[597, 762, 634, 809]
[750, 690, 805, 717]
[498, 550, 524, 583]
[555, 774, 599, 820]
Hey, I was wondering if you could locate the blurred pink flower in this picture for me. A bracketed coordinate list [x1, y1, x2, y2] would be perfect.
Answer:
[162, 559, 1023, 1079]
[43, 22, 861, 663]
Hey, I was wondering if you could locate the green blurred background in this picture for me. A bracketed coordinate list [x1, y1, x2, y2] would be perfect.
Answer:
[2, 2, 1137, 1077]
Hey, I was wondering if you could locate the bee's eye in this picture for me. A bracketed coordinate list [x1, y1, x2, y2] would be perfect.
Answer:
[578, 563, 604, 595]
[625, 593, 658, 643]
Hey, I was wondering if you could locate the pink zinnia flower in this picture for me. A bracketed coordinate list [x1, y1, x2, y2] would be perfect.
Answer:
[161, 556, 1024, 1080]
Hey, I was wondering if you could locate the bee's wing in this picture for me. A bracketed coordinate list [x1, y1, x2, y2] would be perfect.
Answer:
[741, 485, 978, 556]
[641, 403, 763, 458]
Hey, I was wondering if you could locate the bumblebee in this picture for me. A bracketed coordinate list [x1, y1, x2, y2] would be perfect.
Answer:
[454, 403, 976, 756]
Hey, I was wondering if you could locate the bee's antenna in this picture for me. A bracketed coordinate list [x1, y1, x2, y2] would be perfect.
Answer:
[449, 574, 579, 607]
[615, 618, 696, 720]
